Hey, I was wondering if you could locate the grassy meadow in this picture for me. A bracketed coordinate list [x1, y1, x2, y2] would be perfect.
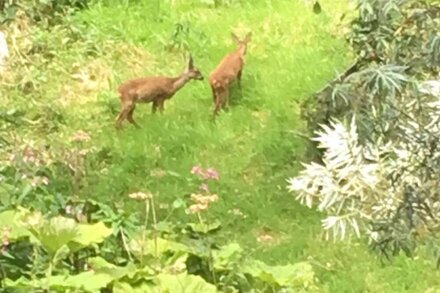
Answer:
[3, 0, 440, 291]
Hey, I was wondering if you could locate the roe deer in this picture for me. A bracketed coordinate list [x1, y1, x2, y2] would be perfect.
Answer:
[115, 55, 204, 129]
[209, 32, 252, 117]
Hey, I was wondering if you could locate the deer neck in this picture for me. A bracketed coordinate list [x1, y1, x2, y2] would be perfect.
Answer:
[172, 73, 191, 93]
[237, 44, 247, 56]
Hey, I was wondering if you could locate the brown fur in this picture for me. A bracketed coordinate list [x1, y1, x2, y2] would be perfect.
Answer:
[115, 56, 203, 129]
[209, 32, 252, 117]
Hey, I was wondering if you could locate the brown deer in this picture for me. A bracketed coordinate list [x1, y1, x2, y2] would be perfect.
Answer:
[115, 55, 204, 129]
[209, 32, 252, 117]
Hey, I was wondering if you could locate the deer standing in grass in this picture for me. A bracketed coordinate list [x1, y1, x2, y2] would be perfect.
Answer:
[209, 32, 252, 117]
[115, 55, 204, 129]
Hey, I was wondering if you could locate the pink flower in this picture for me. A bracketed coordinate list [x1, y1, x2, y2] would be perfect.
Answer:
[128, 192, 153, 201]
[191, 165, 204, 176]
[31, 176, 50, 188]
[70, 130, 91, 143]
[2, 227, 10, 241]
[200, 183, 209, 193]
[31, 178, 38, 188]
[42, 177, 49, 185]
[191, 165, 220, 181]
[22, 146, 37, 163]
[78, 149, 90, 156]
[2, 226, 11, 253]
[190, 193, 219, 206]
[205, 167, 219, 180]
[190, 193, 204, 203]
[186, 203, 209, 214]
[208, 194, 219, 203]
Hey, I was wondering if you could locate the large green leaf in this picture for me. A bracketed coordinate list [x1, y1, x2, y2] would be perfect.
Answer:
[65, 271, 114, 292]
[31, 216, 79, 255]
[69, 222, 113, 251]
[88, 256, 138, 280]
[4, 276, 35, 290]
[155, 273, 218, 293]
[213, 242, 243, 270]
[4, 271, 113, 292]
[88, 257, 156, 285]
[128, 237, 190, 259]
[0, 182, 15, 206]
[113, 281, 159, 293]
[187, 220, 221, 234]
[164, 254, 188, 274]
[9, 208, 112, 254]
[241, 260, 317, 289]
[0, 210, 36, 242]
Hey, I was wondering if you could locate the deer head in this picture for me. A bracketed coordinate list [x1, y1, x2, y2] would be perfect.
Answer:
[185, 55, 204, 80]
[231, 32, 252, 56]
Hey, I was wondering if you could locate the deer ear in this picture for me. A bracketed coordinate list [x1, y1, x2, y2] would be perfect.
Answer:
[244, 32, 252, 43]
[188, 54, 194, 69]
[231, 32, 240, 44]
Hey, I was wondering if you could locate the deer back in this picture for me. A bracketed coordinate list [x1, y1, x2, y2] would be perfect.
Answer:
[209, 51, 244, 89]
[118, 77, 175, 103]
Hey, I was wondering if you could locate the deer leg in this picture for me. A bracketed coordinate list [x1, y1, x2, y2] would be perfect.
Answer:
[115, 101, 131, 129]
[152, 101, 159, 114]
[127, 105, 140, 128]
[159, 99, 165, 114]
[211, 85, 217, 103]
[223, 88, 230, 110]
[213, 102, 222, 117]
[115, 110, 125, 129]
[237, 70, 242, 89]
[213, 89, 223, 117]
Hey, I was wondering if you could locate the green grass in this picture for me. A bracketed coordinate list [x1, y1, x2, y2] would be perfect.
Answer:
[4, 0, 440, 291]
[73, 0, 346, 264]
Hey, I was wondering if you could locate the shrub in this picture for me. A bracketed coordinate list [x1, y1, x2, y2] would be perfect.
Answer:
[292, 0, 440, 262]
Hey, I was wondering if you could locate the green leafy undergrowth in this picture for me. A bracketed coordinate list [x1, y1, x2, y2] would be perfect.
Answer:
[0, 201, 320, 292]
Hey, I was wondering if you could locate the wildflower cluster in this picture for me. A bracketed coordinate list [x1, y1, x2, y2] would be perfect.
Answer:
[191, 165, 220, 181]
[70, 130, 91, 143]
[186, 193, 219, 214]
[22, 146, 38, 164]
[14, 143, 51, 167]
[128, 192, 153, 201]
[31, 176, 49, 188]
[1, 227, 10, 253]
[186, 165, 220, 214]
